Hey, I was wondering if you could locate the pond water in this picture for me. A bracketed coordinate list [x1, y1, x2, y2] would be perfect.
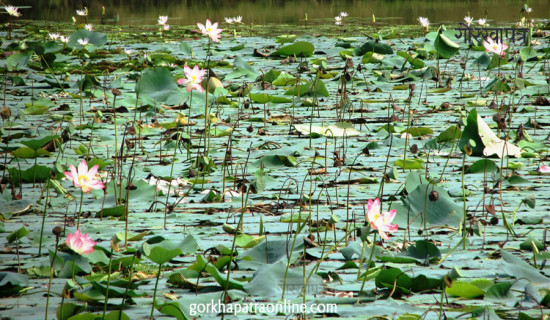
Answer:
[9, 0, 550, 26]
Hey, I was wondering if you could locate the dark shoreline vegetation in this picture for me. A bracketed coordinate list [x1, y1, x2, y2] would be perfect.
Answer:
[1, 8, 550, 320]
[6, 0, 550, 26]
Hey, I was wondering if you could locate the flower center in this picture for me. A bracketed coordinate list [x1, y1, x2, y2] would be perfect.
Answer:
[78, 175, 89, 185]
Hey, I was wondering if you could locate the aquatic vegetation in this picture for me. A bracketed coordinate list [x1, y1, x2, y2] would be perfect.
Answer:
[0, 5, 549, 320]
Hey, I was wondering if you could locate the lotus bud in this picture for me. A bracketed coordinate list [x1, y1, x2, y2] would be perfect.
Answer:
[52, 226, 64, 238]
[344, 71, 352, 82]
[345, 57, 353, 70]
[1, 106, 11, 119]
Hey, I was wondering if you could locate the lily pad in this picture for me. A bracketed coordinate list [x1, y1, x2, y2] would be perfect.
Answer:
[459, 108, 521, 158]
[271, 41, 314, 57]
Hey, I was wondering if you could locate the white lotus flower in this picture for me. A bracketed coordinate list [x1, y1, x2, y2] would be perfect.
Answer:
[77, 38, 89, 46]
[483, 37, 508, 57]
[340, 11, 348, 17]
[224, 17, 234, 24]
[5, 5, 21, 17]
[464, 16, 474, 26]
[418, 16, 429, 27]
[76, 8, 88, 16]
[478, 18, 487, 26]
[158, 15, 168, 25]
[335, 16, 342, 25]
[197, 19, 223, 42]
[60, 36, 69, 43]
[84, 24, 93, 31]
[49, 33, 60, 40]
[234, 16, 242, 23]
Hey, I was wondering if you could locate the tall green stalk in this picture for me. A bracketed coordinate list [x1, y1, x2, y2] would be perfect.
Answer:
[44, 232, 60, 320]
[221, 188, 250, 307]
[359, 232, 377, 294]
[149, 263, 163, 319]
[461, 152, 467, 249]
[101, 244, 114, 320]
[76, 190, 84, 229]
[38, 177, 51, 256]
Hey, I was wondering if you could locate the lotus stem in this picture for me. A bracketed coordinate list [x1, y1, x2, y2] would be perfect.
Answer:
[44, 235, 60, 320]
[359, 232, 376, 294]
[149, 263, 163, 319]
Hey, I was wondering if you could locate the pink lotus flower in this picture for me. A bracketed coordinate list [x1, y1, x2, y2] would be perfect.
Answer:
[366, 198, 398, 240]
[64, 160, 105, 193]
[197, 19, 223, 42]
[177, 65, 206, 93]
[538, 165, 550, 173]
[483, 37, 508, 57]
[66, 230, 96, 255]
